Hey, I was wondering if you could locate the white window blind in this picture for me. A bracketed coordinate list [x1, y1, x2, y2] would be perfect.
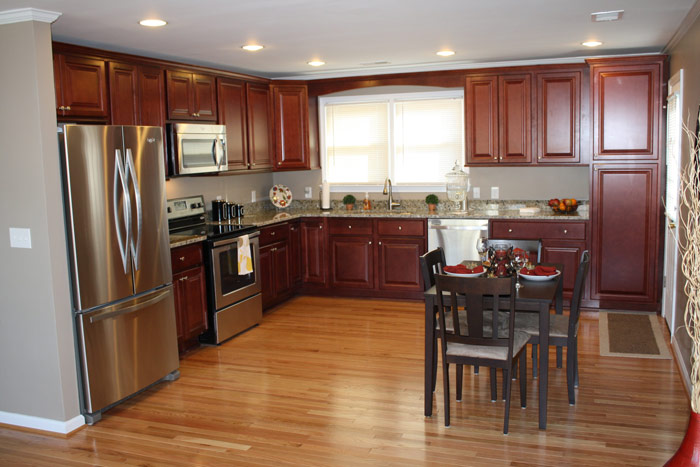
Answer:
[321, 91, 464, 187]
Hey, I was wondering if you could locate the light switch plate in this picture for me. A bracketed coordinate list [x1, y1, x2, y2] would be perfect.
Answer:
[472, 187, 480, 199]
[9, 227, 31, 249]
[304, 186, 312, 199]
[491, 186, 499, 199]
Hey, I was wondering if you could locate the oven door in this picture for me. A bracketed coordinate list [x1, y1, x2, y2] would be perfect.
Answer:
[210, 233, 261, 310]
[175, 132, 227, 175]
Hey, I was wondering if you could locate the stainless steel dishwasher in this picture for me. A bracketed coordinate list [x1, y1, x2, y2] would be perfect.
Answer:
[427, 218, 489, 265]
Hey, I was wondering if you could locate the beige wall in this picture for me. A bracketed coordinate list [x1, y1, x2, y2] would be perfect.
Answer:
[0, 21, 80, 422]
[669, 7, 700, 385]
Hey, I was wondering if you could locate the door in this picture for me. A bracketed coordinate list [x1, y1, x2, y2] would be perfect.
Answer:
[62, 125, 134, 310]
[247, 83, 274, 170]
[663, 70, 683, 333]
[536, 71, 580, 163]
[122, 126, 172, 294]
[108, 61, 138, 125]
[330, 236, 373, 289]
[377, 237, 423, 292]
[218, 78, 248, 171]
[465, 75, 498, 164]
[272, 85, 310, 170]
[499, 74, 532, 163]
[301, 219, 327, 285]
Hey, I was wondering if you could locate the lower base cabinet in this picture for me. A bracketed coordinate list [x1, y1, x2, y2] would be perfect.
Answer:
[259, 223, 294, 310]
[171, 244, 208, 354]
[377, 237, 425, 292]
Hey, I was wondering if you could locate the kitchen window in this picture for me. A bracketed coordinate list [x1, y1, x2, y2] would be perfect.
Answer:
[319, 91, 464, 191]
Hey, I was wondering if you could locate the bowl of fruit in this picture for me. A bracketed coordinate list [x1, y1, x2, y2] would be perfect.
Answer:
[548, 198, 578, 214]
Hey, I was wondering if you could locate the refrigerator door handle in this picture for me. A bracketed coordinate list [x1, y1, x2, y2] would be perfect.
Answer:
[88, 287, 171, 323]
[125, 148, 143, 271]
[113, 149, 131, 274]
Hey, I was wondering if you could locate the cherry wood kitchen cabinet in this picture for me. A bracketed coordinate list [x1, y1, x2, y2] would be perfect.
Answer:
[301, 218, 328, 287]
[329, 219, 374, 289]
[466, 73, 532, 164]
[166, 70, 217, 121]
[259, 223, 293, 310]
[589, 56, 663, 161]
[376, 219, 426, 294]
[288, 221, 302, 285]
[217, 78, 274, 172]
[271, 84, 311, 170]
[54, 53, 108, 119]
[138, 66, 167, 127]
[536, 70, 581, 164]
[590, 164, 661, 310]
[171, 243, 208, 354]
[109, 62, 166, 127]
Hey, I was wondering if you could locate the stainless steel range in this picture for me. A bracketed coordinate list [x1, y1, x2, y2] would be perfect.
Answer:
[167, 195, 262, 344]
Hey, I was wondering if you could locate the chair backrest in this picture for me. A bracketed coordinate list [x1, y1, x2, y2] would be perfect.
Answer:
[419, 247, 447, 292]
[485, 238, 542, 263]
[568, 250, 591, 337]
[435, 275, 516, 355]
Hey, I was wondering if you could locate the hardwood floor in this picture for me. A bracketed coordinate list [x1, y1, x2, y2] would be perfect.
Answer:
[0, 296, 690, 466]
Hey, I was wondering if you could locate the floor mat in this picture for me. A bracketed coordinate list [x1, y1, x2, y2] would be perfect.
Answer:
[599, 311, 671, 359]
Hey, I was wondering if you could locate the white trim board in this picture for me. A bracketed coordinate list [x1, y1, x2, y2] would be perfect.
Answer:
[0, 8, 61, 25]
[0, 411, 84, 434]
[672, 336, 692, 397]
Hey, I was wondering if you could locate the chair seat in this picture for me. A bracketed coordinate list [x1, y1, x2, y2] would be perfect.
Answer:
[515, 312, 569, 338]
[446, 330, 530, 360]
[437, 311, 510, 337]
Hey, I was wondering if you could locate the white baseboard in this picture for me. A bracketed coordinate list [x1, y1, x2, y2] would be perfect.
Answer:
[672, 336, 692, 396]
[0, 410, 84, 434]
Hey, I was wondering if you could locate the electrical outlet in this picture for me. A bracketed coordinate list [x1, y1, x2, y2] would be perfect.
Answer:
[491, 186, 499, 199]
[304, 186, 312, 199]
[9, 227, 31, 249]
[251, 190, 256, 203]
[472, 187, 480, 199]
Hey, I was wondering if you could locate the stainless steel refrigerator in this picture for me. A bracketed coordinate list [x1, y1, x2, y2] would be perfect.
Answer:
[60, 125, 179, 424]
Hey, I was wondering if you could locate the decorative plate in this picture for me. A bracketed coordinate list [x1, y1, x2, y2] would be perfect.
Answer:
[269, 184, 292, 209]
[444, 271, 484, 278]
[518, 270, 561, 281]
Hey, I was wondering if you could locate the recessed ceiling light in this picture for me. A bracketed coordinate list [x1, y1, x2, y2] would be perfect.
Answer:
[242, 44, 264, 52]
[437, 50, 455, 57]
[139, 19, 167, 27]
[308, 60, 325, 67]
[582, 41, 603, 47]
[591, 10, 623, 22]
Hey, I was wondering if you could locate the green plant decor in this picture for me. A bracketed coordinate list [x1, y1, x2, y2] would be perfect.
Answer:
[425, 194, 439, 205]
[342, 194, 356, 205]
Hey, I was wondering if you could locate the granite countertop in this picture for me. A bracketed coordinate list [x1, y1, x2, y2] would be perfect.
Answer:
[169, 233, 208, 249]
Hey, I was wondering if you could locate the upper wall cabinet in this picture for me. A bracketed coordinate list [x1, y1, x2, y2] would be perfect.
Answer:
[536, 71, 581, 164]
[590, 57, 663, 161]
[166, 70, 217, 121]
[271, 84, 311, 170]
[217, 78, 274, 172]
[54, 53, 108, 119]
[466, 73, 532, 164]
[109, 62, 166, 127]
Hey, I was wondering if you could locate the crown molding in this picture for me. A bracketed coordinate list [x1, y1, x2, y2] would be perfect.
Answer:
[0, 8, 62, 25]
[664, 0, 700, 53]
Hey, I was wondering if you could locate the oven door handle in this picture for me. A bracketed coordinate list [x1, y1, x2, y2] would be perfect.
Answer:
[210, 230, 260, 247]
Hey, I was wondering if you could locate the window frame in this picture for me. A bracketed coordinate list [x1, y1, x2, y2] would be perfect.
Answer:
[318, 90, 465, 193]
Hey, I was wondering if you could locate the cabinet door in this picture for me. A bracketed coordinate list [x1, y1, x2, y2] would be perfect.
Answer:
[330, 236, 374, 289]
[166, 70, 194, 120]
[172, 271, 186, 351]
[465, 75, 498, 164]
[259, 244, 275, 308]
[273, 242, 291, 296]
[301, 219, 327, 285]
[289, 222, 302, 284]
[193, 74, 217, 121]
[536, 71, 580, 163]
[377, 237, 424, 292]
[56, 54, 108, 118]
[272, 85, 310, 170]
[218, 78, 248, 171]
[247, 83, 274, 170]
[541, 240, 585, 297]
[499, 74, 532, 163]
[138, 65, 166, 127]
[592, 61, 661, 160]
[173, 265, 207, 352]
[108, 61, 138, 125]
[591, 164, 660, 305]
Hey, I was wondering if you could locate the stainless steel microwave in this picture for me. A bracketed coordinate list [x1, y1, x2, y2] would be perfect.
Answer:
[167, 123, 227, 175]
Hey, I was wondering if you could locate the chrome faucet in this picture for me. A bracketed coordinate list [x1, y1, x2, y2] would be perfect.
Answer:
[383, 177, 401, 210]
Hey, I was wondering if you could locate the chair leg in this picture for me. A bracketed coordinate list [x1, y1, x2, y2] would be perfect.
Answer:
[503, 367, 512, 435]
[432, 337, 438, 392]
[502, 368, 507, 401]
[573, 338, 580, 388]
[456, 365, 463, 402]
[474, 365, 480, 375]
[557, 346, 563, 368]
[490, 368, 497, 402]
[531, 344, 538, 378]
[519, 354, 527, 408]
[443, 361, 451, 427]
[566, 343, 575, 405]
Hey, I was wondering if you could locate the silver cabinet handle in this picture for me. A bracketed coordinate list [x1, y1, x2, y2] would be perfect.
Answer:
[113, 149, 131, 275]
[508, 229, 513, 233]
[271, 231, 276, 236]
[398, 226, 402, 230]
[319, 225, 323, 229]
[125, 148, 142, 272]
[180, 276, 189, 281]
[179, 256, 185, 261]
[369, 241, 372, 245]
[348, 225, 352, 229]
[378, 241, 382, 245]
[563, 229, 568, 234]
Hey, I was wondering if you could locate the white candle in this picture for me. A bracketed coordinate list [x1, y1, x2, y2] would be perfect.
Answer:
[321, 181, 331, 209]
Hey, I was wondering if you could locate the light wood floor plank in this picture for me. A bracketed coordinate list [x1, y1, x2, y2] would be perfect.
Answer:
[0, 296, 689, 466]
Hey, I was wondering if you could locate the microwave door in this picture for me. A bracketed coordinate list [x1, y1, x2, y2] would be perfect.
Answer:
[177, 133, 219, 174]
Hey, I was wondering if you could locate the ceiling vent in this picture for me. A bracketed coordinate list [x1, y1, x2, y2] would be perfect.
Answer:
[591, 10, 624, 22]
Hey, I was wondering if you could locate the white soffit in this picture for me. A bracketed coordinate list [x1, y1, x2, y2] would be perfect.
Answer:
[0, 8, 61, 25]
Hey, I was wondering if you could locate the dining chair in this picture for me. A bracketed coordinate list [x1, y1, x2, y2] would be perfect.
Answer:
[515, 250, 590, 405]
[435, 274, 528, 434]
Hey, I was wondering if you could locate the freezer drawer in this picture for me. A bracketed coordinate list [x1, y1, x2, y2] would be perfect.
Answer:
[76, 286, 179, 415]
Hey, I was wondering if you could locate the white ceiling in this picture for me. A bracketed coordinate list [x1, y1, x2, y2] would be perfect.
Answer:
[2, 0, 697, 79]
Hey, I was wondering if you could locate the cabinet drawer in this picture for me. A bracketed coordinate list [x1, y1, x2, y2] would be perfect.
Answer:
[171, 243, 203, 273]
[491, 220, 586, 240]
[260, 223, 289, 246]
[376, 219, 424, 237]
[329, 218, 373, 236]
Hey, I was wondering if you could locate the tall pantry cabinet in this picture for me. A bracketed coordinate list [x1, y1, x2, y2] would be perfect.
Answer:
[587, 56, 666, 311]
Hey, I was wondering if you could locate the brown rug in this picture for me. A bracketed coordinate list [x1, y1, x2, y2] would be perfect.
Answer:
[599, 312, 671, 359]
